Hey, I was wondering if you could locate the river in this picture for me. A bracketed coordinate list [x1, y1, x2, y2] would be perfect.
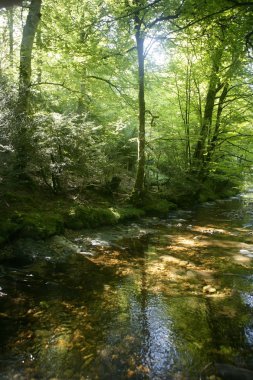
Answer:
[0, 191, 253, 379]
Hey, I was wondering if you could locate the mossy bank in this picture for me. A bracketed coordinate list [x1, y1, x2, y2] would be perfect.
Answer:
[0, 187, 177, 248]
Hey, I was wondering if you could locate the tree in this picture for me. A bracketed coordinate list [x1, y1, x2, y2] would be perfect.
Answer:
[110, 0, 183, 201]
[13, 0, 42, 176]
[18, 0, 42, 113]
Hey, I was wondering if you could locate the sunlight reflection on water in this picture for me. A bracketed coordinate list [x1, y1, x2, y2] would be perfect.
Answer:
[1, 192, 253, 379]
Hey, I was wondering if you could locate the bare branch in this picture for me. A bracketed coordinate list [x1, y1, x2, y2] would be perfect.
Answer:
[30, 81, 82, 94]
[85, 75, 120, 91]
[147, 0, 186, 28]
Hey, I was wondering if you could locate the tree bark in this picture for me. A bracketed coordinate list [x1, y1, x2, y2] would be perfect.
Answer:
[7, 8, 14, 68]
[193, 47, 223, 167]
[18, 0, 42, 114]
[205, 82, 229, 164]
[14, 0, 42, 177]
[132, 11, 146, 201]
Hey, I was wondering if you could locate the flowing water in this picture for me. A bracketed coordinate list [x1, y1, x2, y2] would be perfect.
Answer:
[0, 191, 253, 379]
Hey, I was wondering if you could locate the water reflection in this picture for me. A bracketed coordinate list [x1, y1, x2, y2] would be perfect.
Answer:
[0, 193, 253, 379]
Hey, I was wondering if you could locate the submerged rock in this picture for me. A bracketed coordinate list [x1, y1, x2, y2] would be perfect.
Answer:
[203, 285, 217, 294]
[239, 249, 253, 258]
[0, 235, 86, 265]
[48, 235, 81, 255]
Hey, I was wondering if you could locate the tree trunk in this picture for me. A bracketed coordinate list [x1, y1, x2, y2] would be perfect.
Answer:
[18, 0, 42, 114]
[192, 47, 223, 169]
[132, 12, 146, 201]
[205, 83, 229, 164]
[36, 25, 42, 83]
[7, 8, 14, 68]
[14, 0, 42, 177]
[185, 62, 191, 167]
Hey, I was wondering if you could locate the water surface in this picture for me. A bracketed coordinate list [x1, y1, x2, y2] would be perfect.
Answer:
[0, 192, 253, 379]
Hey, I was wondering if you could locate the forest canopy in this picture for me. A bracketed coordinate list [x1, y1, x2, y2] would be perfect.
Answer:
[0, 0, 252, 204]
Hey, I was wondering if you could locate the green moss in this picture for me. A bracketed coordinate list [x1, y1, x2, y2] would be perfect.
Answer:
[199, 174, 240, 203]
[13, 212, 64, 239]
[88, 207, 117, 227]
[64, 205, 145, 230]
[143, 198, 177, 217]
[114, 207, 145, 222]
[64, 206, 117, 230]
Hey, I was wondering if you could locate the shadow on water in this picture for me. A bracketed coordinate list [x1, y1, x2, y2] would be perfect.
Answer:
[0, 191, 253, 379]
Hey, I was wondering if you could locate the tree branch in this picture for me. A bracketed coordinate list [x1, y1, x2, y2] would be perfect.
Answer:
[171, 4, 242, 33]
[31, 75, 122, 94]
[226, 0, 253, 6]
[30, 81, 82, 93]
[147, 0, 186, 28]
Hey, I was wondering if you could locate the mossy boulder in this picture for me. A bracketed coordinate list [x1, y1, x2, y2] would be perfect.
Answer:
[113, 207, 145, 222]
[64, 206, 117, 230]
[12, 211, 64, 239]
[143, 198, 177, 217]
[49, 235, 80, 255]
[64, 205, 145, 230]
[199, 174, 240, 203]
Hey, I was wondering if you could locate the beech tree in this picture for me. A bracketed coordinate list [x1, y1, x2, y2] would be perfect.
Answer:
[0, 0, 252, 198]
[18, 0, 42, 113]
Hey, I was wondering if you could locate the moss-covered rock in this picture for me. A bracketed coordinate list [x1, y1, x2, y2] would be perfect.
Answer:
[113, 207, 145, 222]
[12, 212, 64, 239]
[64, 205, 145, 230]
[199, 174, 240, 203]
[64, 206, 117, 230]
[143, 198, 177, 217]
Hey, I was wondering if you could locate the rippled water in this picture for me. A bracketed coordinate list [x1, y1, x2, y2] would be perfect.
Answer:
[0, 192, 253, 379]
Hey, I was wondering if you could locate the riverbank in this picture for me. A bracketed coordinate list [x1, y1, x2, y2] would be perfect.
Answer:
[0, 184, 178, 248]
[0, 173, 242, 249]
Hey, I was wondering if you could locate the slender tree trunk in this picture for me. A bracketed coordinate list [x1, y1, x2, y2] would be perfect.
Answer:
[18, 0, 42, 114]
[185, 61, 191, 167]
[36, 25, 42, 82]
[7, 8, 14, 68]
[193, 48, 223, 166]
[205, 83, 229, 164]
[175, 65, 191, 169]
[14, 0, 42, 177]
[132, 13, 146, 201]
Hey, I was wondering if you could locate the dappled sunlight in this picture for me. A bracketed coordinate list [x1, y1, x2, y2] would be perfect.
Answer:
[1, 195, 253, 379]
[90, 249, 136, 276]
[233, 254, 252, 265]
[190, 225, 236, 236]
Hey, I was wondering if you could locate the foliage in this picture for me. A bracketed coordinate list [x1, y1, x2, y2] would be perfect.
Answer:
[0, 0, 252, 223]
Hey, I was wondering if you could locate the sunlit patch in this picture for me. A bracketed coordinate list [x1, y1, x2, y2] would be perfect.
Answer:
[159, 245, 188, 252]
[190, 225, 235, 236]
[233, 254, 252, 264]
[172, 237, 197, 247]
[90, 249, 136, 276]
[160, 255, 188, 267]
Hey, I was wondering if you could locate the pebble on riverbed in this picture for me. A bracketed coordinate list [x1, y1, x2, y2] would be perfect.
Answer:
[203, 285, 217, 294]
